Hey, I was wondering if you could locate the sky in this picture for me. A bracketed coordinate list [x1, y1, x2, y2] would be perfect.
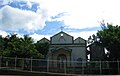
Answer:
[0, 0, 120, 42]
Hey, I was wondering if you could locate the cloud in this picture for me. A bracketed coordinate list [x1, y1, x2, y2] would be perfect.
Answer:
[30, 31, 97, 42]
[27, 0, 120, 41]
[30, 33, 51, 42]
[1, 0, 9, 5]
[29, 0, 120, 29]
[1, 0, 120, 41]
[0, 30, 8, 37]
[0, 5, 48, 32]
[68, 31, 97, 40]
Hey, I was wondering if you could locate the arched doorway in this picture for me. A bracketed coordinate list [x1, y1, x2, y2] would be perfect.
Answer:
[57, 54, 67, 69]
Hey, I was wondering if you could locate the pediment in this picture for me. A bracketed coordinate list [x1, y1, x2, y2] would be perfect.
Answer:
[39, 37, 50, 43]
[51, 47, 72, 53]
[51, 31, 73, 44]
[51, 31, 73, 38]
[74, 37, 86, 44]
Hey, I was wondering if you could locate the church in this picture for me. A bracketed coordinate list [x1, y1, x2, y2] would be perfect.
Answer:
[39, 31, 87, 68]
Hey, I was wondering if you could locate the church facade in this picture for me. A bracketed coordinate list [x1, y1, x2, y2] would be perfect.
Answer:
[40, 31, 87, 68]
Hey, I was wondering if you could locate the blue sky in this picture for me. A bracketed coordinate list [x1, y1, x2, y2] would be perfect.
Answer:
[0, 0, 120, 41]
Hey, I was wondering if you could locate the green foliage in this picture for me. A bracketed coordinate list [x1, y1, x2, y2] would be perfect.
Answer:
[97, 24, 120, 60]
[0, 35, 5, 55]
[0, 34, 44, 59]
[35, 41, 49, 58]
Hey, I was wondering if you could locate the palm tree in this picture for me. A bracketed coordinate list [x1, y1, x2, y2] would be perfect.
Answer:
[20, 35, 43, 58]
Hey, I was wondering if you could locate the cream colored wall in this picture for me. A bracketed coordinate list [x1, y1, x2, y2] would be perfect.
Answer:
[48, 45, 86, 61]
[69, 46, 86, 67]
[47, 32, 87, 68]
[40, 39, 49, 43]
[39, 38, 50, 43]
[48, 44, 87, 67]
[48, 47, 71, 68]
[51, 33, 73, 44]
[74, 37, 86, 44]
[71, 47, 86, 61]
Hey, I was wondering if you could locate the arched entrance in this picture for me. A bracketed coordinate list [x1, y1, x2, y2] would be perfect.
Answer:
[57, 54, 67, 69]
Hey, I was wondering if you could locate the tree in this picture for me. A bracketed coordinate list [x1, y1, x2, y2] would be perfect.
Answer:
[0, 35, 5, 56]
[19, 35, 43, 58]
[35, 41, 49, 58]
[96, 24, 120, 60]
[3, 34, 43, 59]
[3, 34, 21, 57]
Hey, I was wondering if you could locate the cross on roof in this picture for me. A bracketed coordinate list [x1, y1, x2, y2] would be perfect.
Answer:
[60, 26, 64, 31]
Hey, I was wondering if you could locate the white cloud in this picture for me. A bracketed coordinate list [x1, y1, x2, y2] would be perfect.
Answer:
[68, 31, 97, 40]
[27, 0, 120, 40]
[29, 0, 120, 28]
[0, 30, 8, 37]
[30, 31, 97, 42]
[1, 0, 120, 40]
[0, 5, 48, 32]
[26, 0, 32, 8]
[30, 33, 51, 42]
[1, 0, 9, 5]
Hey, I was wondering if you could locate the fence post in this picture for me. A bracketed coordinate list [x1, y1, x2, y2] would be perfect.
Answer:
[6, 60, 8, 68]
[15, 56, 17, 69]
[82, 61, 84, 75]
[100, 61, 102, 74]
[64, 60, 66, 74]
[0, 56, 2, 68]
[47, 58, 49, 72]
[30, 57, 32, 72]
[117, 60, 119, 74]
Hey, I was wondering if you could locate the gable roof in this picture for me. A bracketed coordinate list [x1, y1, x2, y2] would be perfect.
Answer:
[74, 37, 86, 41]
[39, 37, 50, 43]
[51, 31, 73, 38]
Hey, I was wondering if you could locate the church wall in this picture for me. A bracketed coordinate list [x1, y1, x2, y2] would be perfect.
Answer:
[48, 45, 86, 61]
[74, 37, 86, 44]
[47, 31, 87, 68]
[70, 46, 86, 61]
[51, 32, 73, 44]
[47, 44, 87, 67]
[80, 38, 86, 44]
[47, 47, 72, 68]
[39, 39, 50, 43]
[74, 39, 80, 43]
[64, 45, 86, 67]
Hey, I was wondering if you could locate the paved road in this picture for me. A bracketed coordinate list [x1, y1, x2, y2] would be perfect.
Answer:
[0, 68, 119, 76]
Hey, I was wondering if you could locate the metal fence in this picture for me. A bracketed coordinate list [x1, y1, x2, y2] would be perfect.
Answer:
[0, 56, 120, 75]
